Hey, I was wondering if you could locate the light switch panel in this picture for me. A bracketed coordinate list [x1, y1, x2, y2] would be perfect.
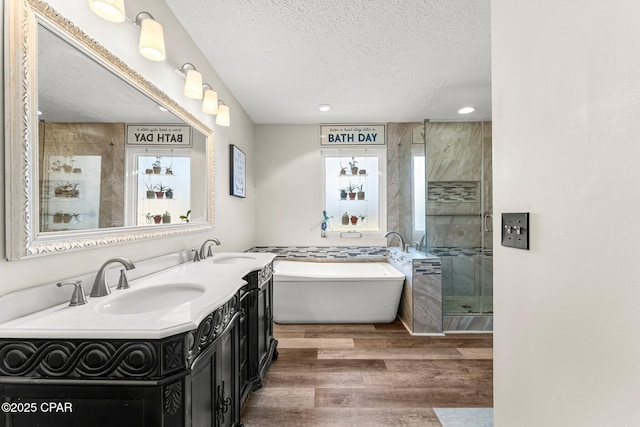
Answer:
[501, 212, 529, 249]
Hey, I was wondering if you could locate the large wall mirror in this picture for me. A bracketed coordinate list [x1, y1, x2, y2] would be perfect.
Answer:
[5, 0, 215, 260]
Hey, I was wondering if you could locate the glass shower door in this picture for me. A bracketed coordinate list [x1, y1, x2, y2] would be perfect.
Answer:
[423, 120, 493, 316]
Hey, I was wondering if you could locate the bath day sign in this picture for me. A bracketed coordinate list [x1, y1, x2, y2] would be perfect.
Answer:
[320, 124, 386, 146]
[126, 124, 192, 147]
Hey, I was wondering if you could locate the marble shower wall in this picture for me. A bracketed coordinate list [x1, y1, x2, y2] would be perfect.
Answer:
[425, 122, 485, 249]
[386, 122, 424, 244]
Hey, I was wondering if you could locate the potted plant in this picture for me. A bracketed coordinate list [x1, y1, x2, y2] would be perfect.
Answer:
[162, 211, 171, 224]
[153, 214, 162, 224]
[154, 183, 168, 199]
[53, 210, 63, 223]
[339, 188, 348, 200]
[349, 157, 358, 174]
[144, 183, 155, 199]
[359, 214, 367, 224]
[339, 165, 347, 175]
[350, 215, 358, 225]
[145, 167, 153, 175]
[357, 184, 365, 200]
[165, 161, 173, 175]
[62, 213, 74, 223]
[50, 160, 62, 172]
[165, 187, 174, 199]
[359, 169, 366, 175]
[341, 212, 349, 225]
[62, 157, 74, 173]
[54, 182, 79, 198]
[152, 156, 162, 174]
[179, 209, 191, 223]
[145, 212, 154, 224]
[347, 182, 358, 200]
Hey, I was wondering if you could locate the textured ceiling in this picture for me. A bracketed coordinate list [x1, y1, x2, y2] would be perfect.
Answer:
[165, 0, 491, 124]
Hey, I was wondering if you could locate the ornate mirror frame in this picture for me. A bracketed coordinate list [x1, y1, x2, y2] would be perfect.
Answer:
[4, 0, 215, 260]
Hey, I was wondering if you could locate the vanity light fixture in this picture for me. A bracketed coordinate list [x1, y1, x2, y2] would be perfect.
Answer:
[201, 84, 219, 115]
[135, 12, 166, 61]
[458, 106, 476, 114]
[178, 63, 203, 99]
[88, 0, 126, 23]
[216, 101, 230, 126]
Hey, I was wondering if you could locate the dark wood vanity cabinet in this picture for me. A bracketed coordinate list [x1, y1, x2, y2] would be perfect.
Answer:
[240, 264, 278, 405]
[0, 263, 277, 427]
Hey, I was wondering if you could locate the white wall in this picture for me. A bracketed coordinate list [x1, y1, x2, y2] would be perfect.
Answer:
[493, 1, 640, 425]
[0, 0, 256, 296]
[255, 124, 387, 246]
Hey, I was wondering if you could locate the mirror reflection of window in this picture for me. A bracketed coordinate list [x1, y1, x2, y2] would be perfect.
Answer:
[134, 154, 191, 226]
[40, 155, 102, 232]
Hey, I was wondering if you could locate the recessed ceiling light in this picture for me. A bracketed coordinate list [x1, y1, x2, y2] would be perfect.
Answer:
[318, 104, 333, 112]
[458, 106, 476, 115]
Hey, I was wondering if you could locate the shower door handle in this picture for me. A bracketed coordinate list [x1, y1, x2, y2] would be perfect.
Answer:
[484, 213, 493, 232]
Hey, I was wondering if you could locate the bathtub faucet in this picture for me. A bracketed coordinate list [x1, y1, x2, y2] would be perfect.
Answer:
[384, 231, 408, 253]
[199, 238, 221, 260]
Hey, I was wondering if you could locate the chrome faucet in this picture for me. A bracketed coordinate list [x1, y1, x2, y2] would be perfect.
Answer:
[384, 231, 408, 253]
[90, 257, 136, 297]
[414, 234, 427, 252]
[199, 238, 221, 260]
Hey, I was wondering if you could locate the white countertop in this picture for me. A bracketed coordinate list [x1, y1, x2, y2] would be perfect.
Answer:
[0, 252, 275, 340]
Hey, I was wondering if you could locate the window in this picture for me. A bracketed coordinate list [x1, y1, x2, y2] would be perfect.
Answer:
[322, 148, 386, 235]
[413, 153, 426, 233]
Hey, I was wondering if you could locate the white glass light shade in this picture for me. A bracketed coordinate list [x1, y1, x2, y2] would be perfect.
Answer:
[184, 70, 203, 99]
[88, 0, 126, 23]
[138, 18, 166, 61]
[216, 104, 230, 126]
[202, 89, 219, 114]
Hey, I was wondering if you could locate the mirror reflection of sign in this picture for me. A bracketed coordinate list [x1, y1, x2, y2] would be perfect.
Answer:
[320, 125, 385, 146]
[126, 125, 192, 146]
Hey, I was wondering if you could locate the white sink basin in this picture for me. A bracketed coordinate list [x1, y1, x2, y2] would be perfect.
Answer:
[96, 284, 205, 315]
[210, 255, 257, 264]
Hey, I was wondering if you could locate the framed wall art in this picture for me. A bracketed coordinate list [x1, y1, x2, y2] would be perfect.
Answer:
[230, 144, 246, 198]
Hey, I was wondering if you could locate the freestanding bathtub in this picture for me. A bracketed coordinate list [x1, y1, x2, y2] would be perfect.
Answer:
[273, 260, 405, 324]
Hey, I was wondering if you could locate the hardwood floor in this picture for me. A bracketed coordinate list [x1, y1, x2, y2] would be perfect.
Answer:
[241, 321, 493, 427]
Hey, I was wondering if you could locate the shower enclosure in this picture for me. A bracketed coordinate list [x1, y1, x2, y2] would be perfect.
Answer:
[421, 120, 493, 326]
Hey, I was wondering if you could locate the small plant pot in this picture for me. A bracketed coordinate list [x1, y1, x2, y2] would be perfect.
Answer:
[357, 191, 365, 200]
[162, 215, 171, 224]
[165, 169, 173, 176]
[165, 190, 173, 199]
[340, 190, 347, 200]
[350, 216, 358, 225]
[53, 214, 62, 223]
[62, 214, 73, 223]
[155, 191, 164, 199]
[145, 168, 153, 174]
[348, 192, 356, 200]
[62, 165, 73, 173]
[342, 214, 349, 225]
[152, 166, 161, 174]
[146, 190, 155, 199]
[351, 167, 358, 175]
[359, 169, 366, 175]
[153, 215, 162, 224]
